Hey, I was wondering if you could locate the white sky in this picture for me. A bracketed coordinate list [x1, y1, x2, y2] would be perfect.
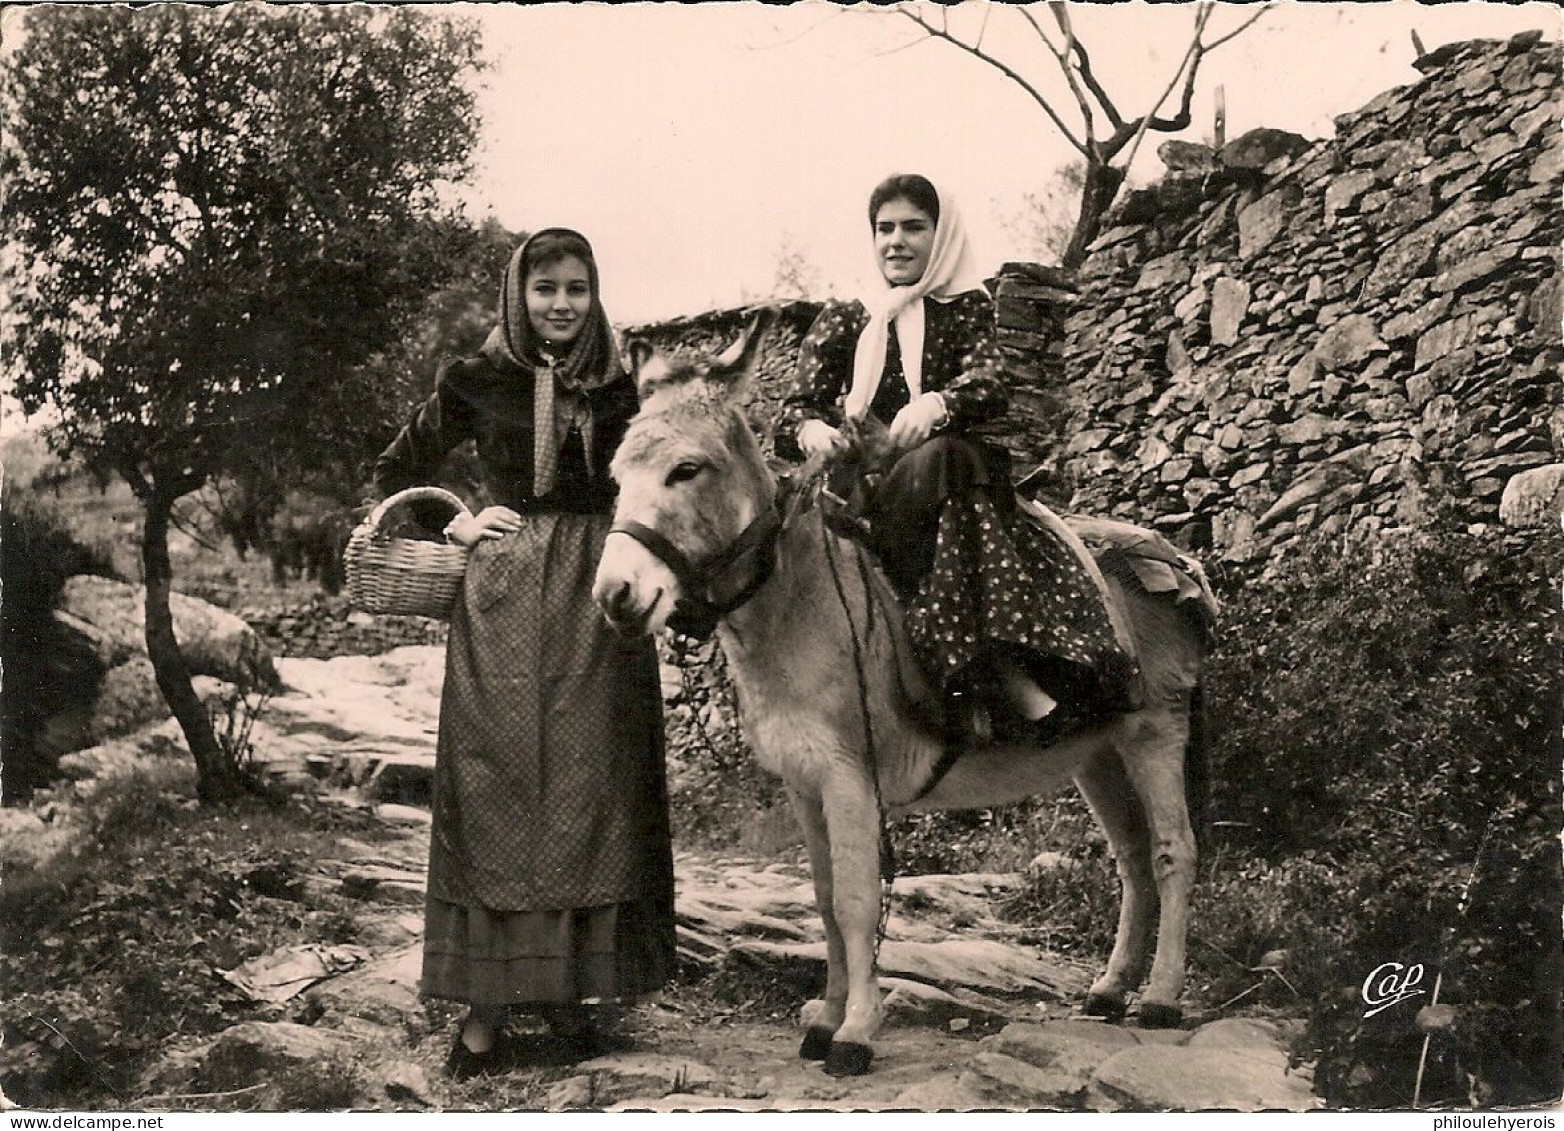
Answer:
[452, 1, 1561, 324]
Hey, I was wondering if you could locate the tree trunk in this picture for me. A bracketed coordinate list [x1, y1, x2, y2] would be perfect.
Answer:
[1061, 160, 1128, 271]
[142, 488, 244, 804]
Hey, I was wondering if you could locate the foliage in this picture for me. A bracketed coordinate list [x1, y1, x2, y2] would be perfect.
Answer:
[0, 488, 121, 801]
[995, 163, 1088, 266]
[1, 4, 487, 799]
[1194, 523, 1561, 1108]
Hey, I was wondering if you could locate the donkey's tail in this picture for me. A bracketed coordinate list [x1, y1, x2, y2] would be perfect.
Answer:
[1185, 680, 1210, 859]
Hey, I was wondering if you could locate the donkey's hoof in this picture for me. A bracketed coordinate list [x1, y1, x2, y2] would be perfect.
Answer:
[1082, 993, 1128, 1022]
[799, 1026, 834, 1061]
[823, 1041, 874, 1077]
[1137, 1001, 1184, 1029]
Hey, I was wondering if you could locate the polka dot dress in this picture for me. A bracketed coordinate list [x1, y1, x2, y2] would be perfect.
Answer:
[905, 494, 1136, 711]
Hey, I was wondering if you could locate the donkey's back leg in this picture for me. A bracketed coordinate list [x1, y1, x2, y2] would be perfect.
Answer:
[1114, 707, 1197, 1028]
[1072, 742, 1157, 1022]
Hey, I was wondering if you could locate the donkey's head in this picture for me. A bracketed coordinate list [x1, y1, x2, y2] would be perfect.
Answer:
[594, 310, 779, 637]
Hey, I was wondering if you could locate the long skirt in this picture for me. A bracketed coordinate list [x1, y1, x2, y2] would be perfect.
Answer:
[869, 436, 1139, 719]
[420, 512, 676, 1009]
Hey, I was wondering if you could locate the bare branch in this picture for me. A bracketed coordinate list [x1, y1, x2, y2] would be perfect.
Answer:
[896, 6, 1089, 158]
[1058, 27, 1124, 131]
[1202, 4, 1271, 54]
[975, 1, 991, 53]
[1041, 2, 1099, 147]
[752, 6, 852, 52]
[1117, 4, 1214, 169]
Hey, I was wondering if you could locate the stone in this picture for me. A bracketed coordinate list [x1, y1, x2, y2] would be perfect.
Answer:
[1160, 458, 1195, 484]
[956, 1051, 1096, 1109]
[1236, 188, 1298, 260]
[1229, 464, 1271, 490]
[58, 575, 278, 689]
[197, 1021, 358, 1091]
[1159, 139, 1218, 172]
[1414, 315, 1480, 370]
[1286, 354, 1320, 397]
[1174, 285, 1208, 324]
[1362, 233, 1436, 299]
[1220, 128, 1312, 170]
[1432, 243, 1526, 295]
[1278, 414, 1343, 446]
[1208, 278, 1251, 347]
[1324, 171, 1378, 222]
[1090, 1044, 1321, 1112]
[1136, 254, 1193, 293]
[305, 944, 423, 1026]
[1384, 295, 1454, 342]
[1258, 466, 1357, 529]
[1166, 331, 1193, 379]
[79, 658, 170, 745]
[1313, 315, 1388, 372]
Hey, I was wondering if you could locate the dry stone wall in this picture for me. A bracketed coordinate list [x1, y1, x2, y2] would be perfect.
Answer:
[1054, 32, 1561, 568]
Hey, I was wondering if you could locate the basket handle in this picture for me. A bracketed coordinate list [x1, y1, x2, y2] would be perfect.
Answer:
[365, 486, 472, 534]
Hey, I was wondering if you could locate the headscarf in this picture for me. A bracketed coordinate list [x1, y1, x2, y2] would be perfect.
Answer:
[843, 184, 987, 422]
[479, 228, 623, 493]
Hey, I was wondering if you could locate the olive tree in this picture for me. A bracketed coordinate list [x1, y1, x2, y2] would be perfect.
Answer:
[2, 5, 486, 801]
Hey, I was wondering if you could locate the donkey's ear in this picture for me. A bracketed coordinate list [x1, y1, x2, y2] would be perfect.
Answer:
[625, 335, 656, 378]
[624, 335, 671, 401]
[708, 307, 778, 396]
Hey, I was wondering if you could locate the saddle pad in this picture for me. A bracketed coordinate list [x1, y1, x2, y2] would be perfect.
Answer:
[1058, 512, 1222, 632]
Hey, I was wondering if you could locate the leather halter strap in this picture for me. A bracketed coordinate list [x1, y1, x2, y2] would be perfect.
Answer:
[610, 493, 786, 639]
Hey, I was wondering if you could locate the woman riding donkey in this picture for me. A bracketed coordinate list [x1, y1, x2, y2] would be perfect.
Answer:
[779, 173, 1139, 744]
[374, 229, 676, 1079]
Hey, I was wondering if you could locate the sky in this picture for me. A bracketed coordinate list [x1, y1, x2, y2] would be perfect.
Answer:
[448, 1, 1561, 324]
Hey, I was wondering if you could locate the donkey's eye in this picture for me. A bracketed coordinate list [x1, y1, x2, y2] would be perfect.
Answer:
[665, 461, 706, 486]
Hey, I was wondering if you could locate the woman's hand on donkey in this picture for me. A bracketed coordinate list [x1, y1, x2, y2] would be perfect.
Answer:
[445, 506, 523, 547]
[798, 419, 850, 459]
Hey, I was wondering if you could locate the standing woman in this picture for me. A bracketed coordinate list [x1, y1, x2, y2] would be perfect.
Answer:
[780, 174, 1137, 741]
[374, 229, 675, 1078]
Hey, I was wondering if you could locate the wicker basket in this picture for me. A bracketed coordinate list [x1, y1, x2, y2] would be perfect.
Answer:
[344, 486, 472, 619]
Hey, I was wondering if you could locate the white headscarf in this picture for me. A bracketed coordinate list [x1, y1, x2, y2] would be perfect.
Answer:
[843, 184, 987, 422]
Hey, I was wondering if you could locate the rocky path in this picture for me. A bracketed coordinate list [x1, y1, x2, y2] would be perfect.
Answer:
[150, 645, 1319, 1111]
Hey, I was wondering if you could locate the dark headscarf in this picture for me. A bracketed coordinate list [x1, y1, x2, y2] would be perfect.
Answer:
[479, 228, 623, 492]
[480, 228, 622, 391]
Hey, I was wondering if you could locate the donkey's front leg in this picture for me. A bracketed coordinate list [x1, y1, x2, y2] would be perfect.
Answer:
[818, 765, 886, 1076]
[788, 786, 846, 1061]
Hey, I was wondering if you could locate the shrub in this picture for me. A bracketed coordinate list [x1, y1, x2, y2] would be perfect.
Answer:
[1198, 522, 1562, 1108]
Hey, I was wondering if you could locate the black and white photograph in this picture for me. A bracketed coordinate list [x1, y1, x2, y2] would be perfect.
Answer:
[0, 0, 1559, 1118]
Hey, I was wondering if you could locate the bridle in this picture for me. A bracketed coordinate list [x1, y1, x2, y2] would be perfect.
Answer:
[609, 482, 794, 640]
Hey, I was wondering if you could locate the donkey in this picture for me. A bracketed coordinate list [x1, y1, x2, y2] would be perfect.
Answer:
[593, 314, 1218, 1077]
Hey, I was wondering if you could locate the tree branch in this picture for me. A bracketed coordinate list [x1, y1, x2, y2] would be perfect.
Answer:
[1202, 4, 1271, 54]
[1041, 3, 1099, 148]
[897, 6, 1089, 159]
[1117, 4, 1214, 168]
[1147, 4, 1270, 132]
[1061, 30, 1124, 131]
